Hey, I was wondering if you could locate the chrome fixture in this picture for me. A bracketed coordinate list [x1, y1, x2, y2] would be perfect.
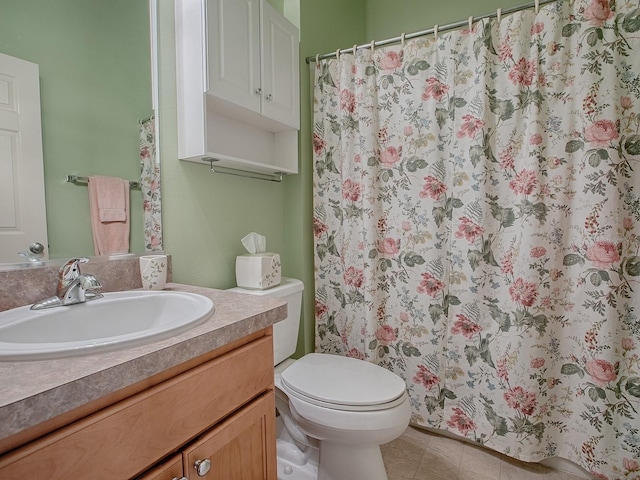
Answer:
[18, 251, 44, 265]
[30, 258, 103, 310]
[66, 174, 141, 189]
[202, 157, 285, 182]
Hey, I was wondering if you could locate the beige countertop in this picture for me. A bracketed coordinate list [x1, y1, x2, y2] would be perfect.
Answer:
[0, 283, 286, 446]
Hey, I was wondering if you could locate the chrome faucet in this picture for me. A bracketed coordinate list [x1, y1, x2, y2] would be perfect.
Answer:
[31, 258, 103, 310]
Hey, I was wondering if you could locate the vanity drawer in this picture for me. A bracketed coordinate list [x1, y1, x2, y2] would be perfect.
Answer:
[0, 335, 274, 479]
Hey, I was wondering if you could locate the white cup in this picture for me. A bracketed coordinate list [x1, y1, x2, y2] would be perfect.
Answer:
[139, 254, 168, 290]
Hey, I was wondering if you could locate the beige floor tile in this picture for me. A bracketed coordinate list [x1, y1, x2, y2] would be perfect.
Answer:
[460, 443, 502, 480]
[385, 470, 417, 480]
[381, 433, 426, 480]
[400, 426, 432, 449]
[382, 428, 591, 480]
[458, 467, 503, 480]
[415, 448, 460, 478]
[425, 438, 465, 465]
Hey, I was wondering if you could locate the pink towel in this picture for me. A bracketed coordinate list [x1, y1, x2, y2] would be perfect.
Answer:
[94, 176, 127, 222]
[88, 175, 130, 255]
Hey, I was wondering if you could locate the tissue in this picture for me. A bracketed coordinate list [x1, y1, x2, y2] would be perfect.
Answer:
[241, 232, 266, 254]
[236, 232, 281, 289]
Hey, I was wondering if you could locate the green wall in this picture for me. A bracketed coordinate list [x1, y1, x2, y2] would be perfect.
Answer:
[0, 0, 150, 259]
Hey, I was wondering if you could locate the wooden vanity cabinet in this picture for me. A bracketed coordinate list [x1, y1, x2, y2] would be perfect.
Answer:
[0, 331, 277, 480]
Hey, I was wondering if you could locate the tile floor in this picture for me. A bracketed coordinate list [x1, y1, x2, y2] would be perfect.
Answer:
[381, 426, 589, 480]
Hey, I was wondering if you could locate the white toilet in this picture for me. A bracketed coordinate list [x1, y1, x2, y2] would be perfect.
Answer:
[229, 278, 411, 480]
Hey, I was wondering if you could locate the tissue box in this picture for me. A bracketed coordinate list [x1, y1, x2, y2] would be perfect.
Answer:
[235, 253, 281, 290]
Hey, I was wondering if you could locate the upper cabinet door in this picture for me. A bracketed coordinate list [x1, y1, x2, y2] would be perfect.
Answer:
[207, 0, 261, 113]
[260, 0, 299, 130]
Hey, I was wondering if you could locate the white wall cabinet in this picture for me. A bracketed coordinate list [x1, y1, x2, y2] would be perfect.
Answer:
[207, 0, 299, 130]
[176, 0, 300, 177]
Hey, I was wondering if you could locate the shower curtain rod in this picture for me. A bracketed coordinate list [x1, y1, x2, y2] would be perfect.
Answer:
[305, 0, 558, 64]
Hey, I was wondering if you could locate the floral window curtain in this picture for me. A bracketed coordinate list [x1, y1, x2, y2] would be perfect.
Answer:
[312, 0, 640, 477]
[139, 116, 163, 251]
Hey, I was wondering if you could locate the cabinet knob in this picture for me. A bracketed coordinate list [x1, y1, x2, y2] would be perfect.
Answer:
[265, 94, 273, 101]
[255, 88, 262, 95]
[194, 458, 212, 476]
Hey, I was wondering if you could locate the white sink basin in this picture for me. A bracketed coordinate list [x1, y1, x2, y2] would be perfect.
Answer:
[0, 290, 215, 361]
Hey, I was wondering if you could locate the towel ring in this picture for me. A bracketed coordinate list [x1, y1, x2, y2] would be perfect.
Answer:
[433, 24, 439, 41]
[534, 0, 540, 13]
[468, 16, 473, 30]
[496, 8, 502, 23]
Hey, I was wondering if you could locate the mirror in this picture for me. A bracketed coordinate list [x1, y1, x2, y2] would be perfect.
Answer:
[0, 0, 157, 265]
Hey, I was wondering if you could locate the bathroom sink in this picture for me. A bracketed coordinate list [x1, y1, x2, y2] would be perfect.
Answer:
[0, 290, 214, 361]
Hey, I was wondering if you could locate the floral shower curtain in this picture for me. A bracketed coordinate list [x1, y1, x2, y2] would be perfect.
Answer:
[312, 0, 640, 477]
[139, 116, 163, 251]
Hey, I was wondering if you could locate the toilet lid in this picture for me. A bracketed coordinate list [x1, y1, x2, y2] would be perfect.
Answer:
[280, 353, 407, 407]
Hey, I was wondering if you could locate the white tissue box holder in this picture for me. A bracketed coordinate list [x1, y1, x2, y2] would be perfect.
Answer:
[235, 253, 281, 290]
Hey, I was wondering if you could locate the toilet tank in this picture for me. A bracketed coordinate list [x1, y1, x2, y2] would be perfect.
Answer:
[228, 277, 304, 366]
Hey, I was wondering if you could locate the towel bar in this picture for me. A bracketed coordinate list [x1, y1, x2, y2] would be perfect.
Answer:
[66, 175, 141, 189]
[203, 158, 285, 182]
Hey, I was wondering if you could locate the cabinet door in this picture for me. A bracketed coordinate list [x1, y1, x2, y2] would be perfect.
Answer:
[137, 454, 184, 480]
[183, 392, 276, 480]
[260, 0, 299, 129]
[207, 0, 261, 113]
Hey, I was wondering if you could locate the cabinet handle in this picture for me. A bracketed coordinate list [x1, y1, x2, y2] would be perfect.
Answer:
[171, 477, 188, 480]
[265, 94, 273, 101]
[194, 458, 212, 476]
[255, 88, 262, 95]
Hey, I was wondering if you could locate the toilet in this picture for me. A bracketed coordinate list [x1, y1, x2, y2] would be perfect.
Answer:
[229, 278, 411, 480]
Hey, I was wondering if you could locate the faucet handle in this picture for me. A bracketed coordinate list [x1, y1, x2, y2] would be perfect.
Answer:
[77, 274, 104, 303]
[57, 258, 90, 295]
[59, 258, 89, 277]
[78, 274, 102, 290]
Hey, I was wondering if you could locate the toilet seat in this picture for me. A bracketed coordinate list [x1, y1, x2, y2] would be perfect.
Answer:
[280, 353, 407, 411]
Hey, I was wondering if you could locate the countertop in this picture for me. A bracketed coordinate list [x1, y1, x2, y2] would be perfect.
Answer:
[0, 283, 287, 446]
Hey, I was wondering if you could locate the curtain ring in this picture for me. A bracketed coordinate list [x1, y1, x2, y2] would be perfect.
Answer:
[335, 48, 341, 60]
[400, 32, 406, 48]
[433, 24, 439, 41]
[468, 16, 473, 30]
[370, 40, 375, 52]
[315, 54, 319, 64]
[534, 0, 540, 13]
[352, 44, 357, 56]
[496, 8, 502, 23]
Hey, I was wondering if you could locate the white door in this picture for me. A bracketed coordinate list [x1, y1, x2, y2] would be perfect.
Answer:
[0, 52, 48, 263]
